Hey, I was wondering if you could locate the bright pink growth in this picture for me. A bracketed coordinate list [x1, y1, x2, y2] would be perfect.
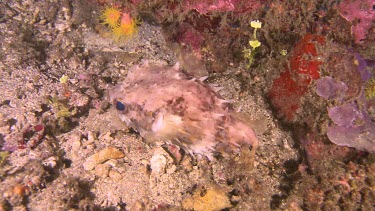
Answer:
[181, 0, 264, 14]
[121, 13, 132, 25]
[268, 34, 325, 121]
[303, 131, 353, 172]
[183, 0, 234, 14]
[34, 124, 44, 132]
[175, 24, 204, 54]
[338, 0, 375, 43]
[130, 0, 142, 3]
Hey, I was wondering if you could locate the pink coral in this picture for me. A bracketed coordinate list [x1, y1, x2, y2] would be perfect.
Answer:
[174, 23, 204, 57]
[338, 0, 375, 43]
[316, 53, 375, 152]
[181, 0, 264, 14]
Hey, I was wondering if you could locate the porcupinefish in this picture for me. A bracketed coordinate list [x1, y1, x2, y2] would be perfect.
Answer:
[109, 62, 259, 159]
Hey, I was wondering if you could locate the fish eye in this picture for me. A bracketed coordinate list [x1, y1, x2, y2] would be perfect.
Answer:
[115, 100, 126, 111]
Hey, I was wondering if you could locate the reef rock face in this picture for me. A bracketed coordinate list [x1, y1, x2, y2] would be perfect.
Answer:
[109, 62, 258, 159]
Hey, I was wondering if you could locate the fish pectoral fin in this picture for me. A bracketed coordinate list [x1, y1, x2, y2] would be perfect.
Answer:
[152, 114, 183, 138]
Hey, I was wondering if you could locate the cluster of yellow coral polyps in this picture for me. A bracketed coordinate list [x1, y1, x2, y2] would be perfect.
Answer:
[100, 6, 138, 41]
[112, 13, 138, 41]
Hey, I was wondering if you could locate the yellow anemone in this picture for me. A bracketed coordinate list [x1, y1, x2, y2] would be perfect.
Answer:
[112, 13, 138, 41]
[100, 7, 121, 29]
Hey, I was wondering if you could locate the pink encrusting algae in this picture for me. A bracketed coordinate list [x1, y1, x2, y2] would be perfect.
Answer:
[338, 0, 375, 43]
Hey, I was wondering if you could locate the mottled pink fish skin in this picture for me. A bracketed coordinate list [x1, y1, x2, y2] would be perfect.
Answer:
[109, 62, 258, 158]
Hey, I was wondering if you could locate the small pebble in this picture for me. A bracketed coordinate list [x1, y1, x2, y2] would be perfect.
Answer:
[109, 169, 122, 181]
[150, 154, 167, 174]
[95, 164, 110, 178]
[105, 159, 119, 167]
[166, 165, 177, 174]
[42, 156, 58, 168]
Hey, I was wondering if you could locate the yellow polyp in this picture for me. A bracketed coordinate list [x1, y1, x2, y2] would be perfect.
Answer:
[250, 20, 262, 29]
[280, 49, 287, 56]
[111, 13, 138, 41]
[249, 40, 261, 49]
[100, 7, 122, 29]
[112, 22, 136, 41]
[353, 59, 359, 66]
[59, 75, 69, 84]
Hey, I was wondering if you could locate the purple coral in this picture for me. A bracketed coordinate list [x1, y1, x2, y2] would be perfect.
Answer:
[327, 101, 375, 152]
[326, 92, 375, 153]
[354, 52, 372, 81]
[328, 103, 362, 127]
[338, 0, 375, 43]
[316, 76, 348, 100]
[316, 52, 375, 152]
[327, 123, 375, 152]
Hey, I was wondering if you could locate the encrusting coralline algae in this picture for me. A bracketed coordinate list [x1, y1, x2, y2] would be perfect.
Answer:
[109, 61, 259, 159]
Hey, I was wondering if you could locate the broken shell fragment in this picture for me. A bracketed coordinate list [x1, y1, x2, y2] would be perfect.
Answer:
[83, 147, 125, 170]
[150, 154, 167, 174]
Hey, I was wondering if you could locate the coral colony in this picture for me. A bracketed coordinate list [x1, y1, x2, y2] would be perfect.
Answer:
[268, 34, 325, 121]
[316, 54, 375, 152]
[100, 6, 138, 41]
[101, 0, 375, 154]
